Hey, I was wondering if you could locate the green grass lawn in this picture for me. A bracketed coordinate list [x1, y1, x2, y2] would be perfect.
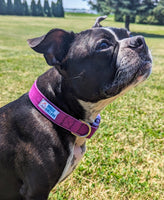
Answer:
[0, 15, 163, 200]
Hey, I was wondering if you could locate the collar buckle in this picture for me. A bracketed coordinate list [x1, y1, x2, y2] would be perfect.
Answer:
[71, 120, 92, 138]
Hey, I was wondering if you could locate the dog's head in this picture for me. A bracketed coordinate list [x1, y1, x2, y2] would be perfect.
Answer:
[28, 16, 152, 103]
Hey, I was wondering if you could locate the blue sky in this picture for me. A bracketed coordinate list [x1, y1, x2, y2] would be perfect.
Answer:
[63, 0, 90, 9]
[27, 0, 91, 9]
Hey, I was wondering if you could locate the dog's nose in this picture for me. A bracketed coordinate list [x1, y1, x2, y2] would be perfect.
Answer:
[129, 36, 148, 53]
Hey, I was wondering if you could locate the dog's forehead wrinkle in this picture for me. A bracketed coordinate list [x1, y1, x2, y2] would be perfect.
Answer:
[77, 28, 117, 43]
[101, 27, 118, 41]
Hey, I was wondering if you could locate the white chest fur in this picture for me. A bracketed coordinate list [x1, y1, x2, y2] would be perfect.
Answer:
[58, 137, 86, 183]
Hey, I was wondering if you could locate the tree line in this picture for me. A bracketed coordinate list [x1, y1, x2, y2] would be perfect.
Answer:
[0, 0, 64, 17]
[86, 0, 164, 30]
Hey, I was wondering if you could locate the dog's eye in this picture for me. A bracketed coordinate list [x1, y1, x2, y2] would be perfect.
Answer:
[99, 42, 109, 49]
[96, 41, 111, 51]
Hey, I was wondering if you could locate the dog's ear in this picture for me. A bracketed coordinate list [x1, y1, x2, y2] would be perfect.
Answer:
[92, 16, 107, 28]
[27, 29, 75, 66]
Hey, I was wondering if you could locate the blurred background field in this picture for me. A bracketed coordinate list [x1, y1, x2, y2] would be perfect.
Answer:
[0, 14, 164, 199]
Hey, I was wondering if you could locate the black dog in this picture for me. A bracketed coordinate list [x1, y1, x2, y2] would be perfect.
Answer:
[0, 16, 152, 200]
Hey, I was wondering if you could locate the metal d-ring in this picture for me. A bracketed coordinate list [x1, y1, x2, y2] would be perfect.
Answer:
[71, 121, 92, 138]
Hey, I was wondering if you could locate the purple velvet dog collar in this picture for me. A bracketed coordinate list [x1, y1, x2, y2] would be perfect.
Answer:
[28, 81, 101, 138]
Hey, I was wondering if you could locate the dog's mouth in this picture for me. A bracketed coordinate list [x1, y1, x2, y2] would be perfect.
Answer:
[134, 60, 152, 82]
[102, 55, 152, 98]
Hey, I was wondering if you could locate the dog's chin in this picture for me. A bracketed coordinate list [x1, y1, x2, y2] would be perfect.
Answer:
[102, 60, 152, 99]
[134, 61, 152, 83]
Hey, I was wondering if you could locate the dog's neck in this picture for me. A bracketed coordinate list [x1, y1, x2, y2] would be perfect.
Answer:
[37, 67, 86, 121]
[36, 67, 118, 124]
[78, 97, 117, 123]
[78, 85, 135, 123]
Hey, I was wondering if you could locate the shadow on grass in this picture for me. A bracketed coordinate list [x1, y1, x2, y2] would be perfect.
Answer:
[131, 32, 164, 38]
